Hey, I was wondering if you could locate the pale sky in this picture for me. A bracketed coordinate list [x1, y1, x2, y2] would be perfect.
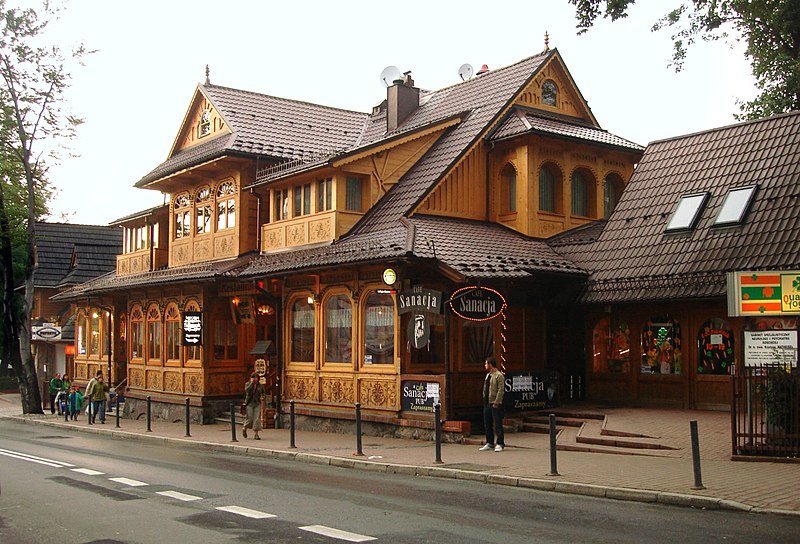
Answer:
[29, 0, 756, 225]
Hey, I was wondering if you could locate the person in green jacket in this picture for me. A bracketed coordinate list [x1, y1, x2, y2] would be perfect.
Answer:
[67, 385, 83, 420]
[49, 373, 63, 414]
[479, 356, 506, 452]
[85, 371, 109, 424]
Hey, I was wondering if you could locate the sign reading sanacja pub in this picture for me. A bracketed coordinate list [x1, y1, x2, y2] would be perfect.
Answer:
[449, 286, 506, 321]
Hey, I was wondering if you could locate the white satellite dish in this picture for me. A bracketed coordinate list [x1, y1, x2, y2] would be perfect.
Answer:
[380, 65, 401, 87]
[458, 63, 474, 82]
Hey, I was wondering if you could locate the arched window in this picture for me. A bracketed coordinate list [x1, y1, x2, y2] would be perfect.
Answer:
[641, 315, 682, 375]
[291, 297, 315, 362]
[146, 304, 162, 363]
[542, 80, 558, 106]
[130, 305, 144, 360]
[462, 320, 494, 366]
[165, 303, 181, 362]
[216, 181, 236, 231]
[89, 310, 101, 356]
[571, 169, 596, 217]
[592, 317, 631, 374]
[363, 292, 395, 365]
[173, 193, 191, 239]
[323, 294, 352, 363]
[603, 173, 624, 218]
[184, 301, 202, 365]
[500, 163, 516, 213]
[539, 163, 561, 213]
[77, 311, 88, 356]
[195, 186, 212, 234]
[697, 318, 734, 376]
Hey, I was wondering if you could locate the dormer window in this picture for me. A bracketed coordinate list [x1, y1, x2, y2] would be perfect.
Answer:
[714, 185, 756, 226]
[199, 108, 211, 137]
[665, 192, 709, 232]
[542, 80, 558, 106]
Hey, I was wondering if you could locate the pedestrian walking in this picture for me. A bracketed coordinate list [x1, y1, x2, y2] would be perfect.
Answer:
[56, 375, 72, 415]
[68, 386, 84, 420]
[479, 356, 505, 452]
[242, 372, 265, 440]
[48, 373, 63, 414]
[85, 370, 109, 424]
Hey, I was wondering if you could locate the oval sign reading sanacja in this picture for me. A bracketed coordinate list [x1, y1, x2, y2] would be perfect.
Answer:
[449, 286, 507, 321]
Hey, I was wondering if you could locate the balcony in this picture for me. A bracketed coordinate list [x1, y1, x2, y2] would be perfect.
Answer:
[261, 210, 362, 252]
[116, 248, 168, 276]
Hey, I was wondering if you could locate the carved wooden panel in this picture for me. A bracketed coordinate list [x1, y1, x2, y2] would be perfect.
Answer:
[286, 224, 306, 246]
[75, 362, 89, 380]
[285, 374, 317, 401]
[164, 372, 182, 393]
[206, 372, 242, 396]
[173, 244, 191, 266]
[146, 370, 163, 390]
[117, 258, 130, 276]
[359, 378, 399, 409]
[130, 367, 145, 389]
[320, 376, 355, 404]
[215, 234, 236, 257]
[131, 256, 143, 274]
[538, 218, 565, 237]
[194, 240, 211, 260]
[262, 226, 284, 251]
[143, 253, 151, 270]
[308, 218, 332, 244]
[185, 373, 203, 395]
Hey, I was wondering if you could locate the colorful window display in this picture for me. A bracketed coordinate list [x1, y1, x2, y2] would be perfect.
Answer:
[641, 316, 682, 374]
[697, 318, 735, 375]
[592, 317, 630, 373]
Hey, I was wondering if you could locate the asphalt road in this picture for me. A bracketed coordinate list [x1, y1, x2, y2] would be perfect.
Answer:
[0, 419, 798, 543]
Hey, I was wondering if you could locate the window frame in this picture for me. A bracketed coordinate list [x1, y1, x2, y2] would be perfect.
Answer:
[322, 292, 353, 365]
[165, 303, 181, 363]
[713, 185, 757, 227]
[145, 304, 162, 364]
[500, 163, 517, 214]
[538, 163, 561, 214]
[665, 192, 709, 232]
[345, 176, 364, 212]
[290, 295, 316, 364]
[362, 291, 396, 366]
[129, 305, 144, 360]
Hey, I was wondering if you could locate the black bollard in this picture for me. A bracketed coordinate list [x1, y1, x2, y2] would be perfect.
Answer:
[548, 413, 559, 476]
[690, 420, 705, 490]
[230, 402, 238, 442]
[434, 403, 443, 464]
[289, 400, 296, 449]
[146, 395, 152, 432]
[115, 395, 120, 428]
[354, 402, 364, 456]
[184, 398, 191, 437]
[88, 400, 93, 426]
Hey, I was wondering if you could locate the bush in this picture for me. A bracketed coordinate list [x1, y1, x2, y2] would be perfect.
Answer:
[764, 368, 800, 434]
[0, 375, 19, 392]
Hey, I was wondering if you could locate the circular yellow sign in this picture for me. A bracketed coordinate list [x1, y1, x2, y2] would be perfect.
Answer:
[383, 268, 397, 286]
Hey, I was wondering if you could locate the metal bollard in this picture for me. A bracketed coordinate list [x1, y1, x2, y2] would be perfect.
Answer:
[230, 402, 238, 442]
[115, 396, 120, 428]
[146, 395, 152, 432]
[88, 400, 93, 425]
[690, 420, 705, 489]
[184, 397, 191, 437]
[548, 413, 560, 476]
[289, 400, 296, 449]
[434, 403, 443, 464]
[354, 402, 364, 456]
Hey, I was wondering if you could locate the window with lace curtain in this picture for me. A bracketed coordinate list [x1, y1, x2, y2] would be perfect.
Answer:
[363, 292, 395, 365]
[291, 297, 315, 362]
[462, 320, 494, 366]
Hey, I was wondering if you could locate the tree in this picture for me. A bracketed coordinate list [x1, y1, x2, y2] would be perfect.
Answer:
[0, 0, 85, 413]
[567, 0, 800, 119]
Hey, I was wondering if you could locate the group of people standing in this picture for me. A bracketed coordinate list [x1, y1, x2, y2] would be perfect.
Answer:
[47, 370, 110, 423]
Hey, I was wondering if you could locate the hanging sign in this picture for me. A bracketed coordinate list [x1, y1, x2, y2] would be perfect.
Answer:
[407, 314, 431, 349]
[449, 286, 506, 321]
[182, 311, 202, 346]
[32, 324, 62, 342]
[727, 271, 800, 316]
[397, 288, 443, 315]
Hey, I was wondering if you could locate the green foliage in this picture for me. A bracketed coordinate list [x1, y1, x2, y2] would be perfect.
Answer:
[567, 0, 800, 119]
[764, 367, 800, 434]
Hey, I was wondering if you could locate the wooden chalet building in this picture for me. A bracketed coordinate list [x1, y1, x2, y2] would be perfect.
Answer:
[55, 47, 645, 430]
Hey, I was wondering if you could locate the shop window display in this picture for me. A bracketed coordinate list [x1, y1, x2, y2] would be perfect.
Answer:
[697, 318, 734, 375]
[641, 316, 682, 374]
[592, 317, 630, 373]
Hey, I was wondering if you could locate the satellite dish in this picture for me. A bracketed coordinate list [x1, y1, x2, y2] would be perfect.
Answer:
[458, 63, 474, 82]
[380, 65, 401, 87]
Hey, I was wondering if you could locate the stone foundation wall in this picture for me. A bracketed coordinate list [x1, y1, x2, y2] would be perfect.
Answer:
[280, 413, 467, 443]
[124, 397, 236, 424]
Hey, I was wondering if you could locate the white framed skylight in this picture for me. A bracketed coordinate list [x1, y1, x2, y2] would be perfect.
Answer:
[665, 192, 709, 232]
[714, 185, 757, 226]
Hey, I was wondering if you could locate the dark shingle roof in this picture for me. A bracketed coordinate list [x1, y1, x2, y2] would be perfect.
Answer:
[136, 85, 369, 188]
[34, 223, 122, 289]
[557, 111, 800, 303]
[491, 108, 644, 151]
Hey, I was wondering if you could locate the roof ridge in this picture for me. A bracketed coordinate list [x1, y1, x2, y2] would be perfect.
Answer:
[649, 110, 800, 146]
[203, 83, 369, 117]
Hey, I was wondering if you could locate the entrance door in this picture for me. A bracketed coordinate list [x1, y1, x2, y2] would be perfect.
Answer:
[691, 317, 735, 409]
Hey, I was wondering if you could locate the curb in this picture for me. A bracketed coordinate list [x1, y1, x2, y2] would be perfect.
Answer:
[6, 414, 800, 518]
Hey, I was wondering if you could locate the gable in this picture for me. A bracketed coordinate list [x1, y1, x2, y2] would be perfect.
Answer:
[170, 87, 231, 155]
[515, 54, 597, 125]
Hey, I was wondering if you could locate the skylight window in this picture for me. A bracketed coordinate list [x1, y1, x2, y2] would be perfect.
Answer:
[665, 192, 708, 232]
[714, 185, 757, 226]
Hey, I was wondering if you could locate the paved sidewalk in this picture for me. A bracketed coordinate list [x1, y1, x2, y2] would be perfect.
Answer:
[2, 393, 798, 517]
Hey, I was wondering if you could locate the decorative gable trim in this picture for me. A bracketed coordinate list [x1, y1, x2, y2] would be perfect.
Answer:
[169, 85, 232, 157]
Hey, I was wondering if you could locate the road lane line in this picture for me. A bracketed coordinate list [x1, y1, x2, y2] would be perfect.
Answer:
[299, 525, 377, 542]
[0, 448, 74, 467]
[109, 477, 148, 487]
[216, 506, 277, 519]
[156, 490, 203, 502]
[71, 468, 105, 476]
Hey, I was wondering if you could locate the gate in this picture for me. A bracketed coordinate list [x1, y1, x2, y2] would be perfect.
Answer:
[732, 364, 800, 457]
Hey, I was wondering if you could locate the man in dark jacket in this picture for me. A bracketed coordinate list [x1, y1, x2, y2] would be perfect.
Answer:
[479, 357, 505, 452]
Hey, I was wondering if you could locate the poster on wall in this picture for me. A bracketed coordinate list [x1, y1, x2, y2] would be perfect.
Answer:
[407, 314, 430, 349]
[744, 330, 798, 367]
[182, 311, 202, 346]
[401, 381, 440, 413]
[502, 372, 558, 411]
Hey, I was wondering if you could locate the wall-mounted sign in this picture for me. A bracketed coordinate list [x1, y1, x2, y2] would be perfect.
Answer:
[382, 268, 397, 286]
[743, 330, 798, 367]
[64, 344, 75, 356]
[32, 324, 62, 342]
[182, 311, 202, 346]
[407, 314, 430, 349]
[502, 372, 559, 411]
[397, 288, 443, 315]
[727, 271, 800, 316]
[449, 286, 507, 321]
[401, 380, 440, 413]
[254, 358, 267, 376]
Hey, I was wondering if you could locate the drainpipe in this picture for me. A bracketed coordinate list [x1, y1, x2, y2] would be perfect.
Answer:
[251, 188, 263, 253]
[485, 142, 494, 222]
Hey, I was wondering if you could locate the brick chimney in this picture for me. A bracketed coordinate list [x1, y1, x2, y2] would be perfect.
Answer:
[386, 71, 419, 132]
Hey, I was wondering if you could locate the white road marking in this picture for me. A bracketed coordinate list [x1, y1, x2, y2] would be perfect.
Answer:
[156, 490, 203, 502]
[109, 477, 148, 487]
[0, 448, 75, 467]
[216, 505, 276, 519]
[70, 468, 105, 476]
[299, 525, 377, 542]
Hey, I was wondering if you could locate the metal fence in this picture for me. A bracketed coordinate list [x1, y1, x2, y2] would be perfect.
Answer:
[731, 364, 800, 457]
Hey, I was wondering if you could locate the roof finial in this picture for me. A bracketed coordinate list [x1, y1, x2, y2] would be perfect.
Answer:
[544, 31, 550, 52]
[205, 65, 210, 85]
